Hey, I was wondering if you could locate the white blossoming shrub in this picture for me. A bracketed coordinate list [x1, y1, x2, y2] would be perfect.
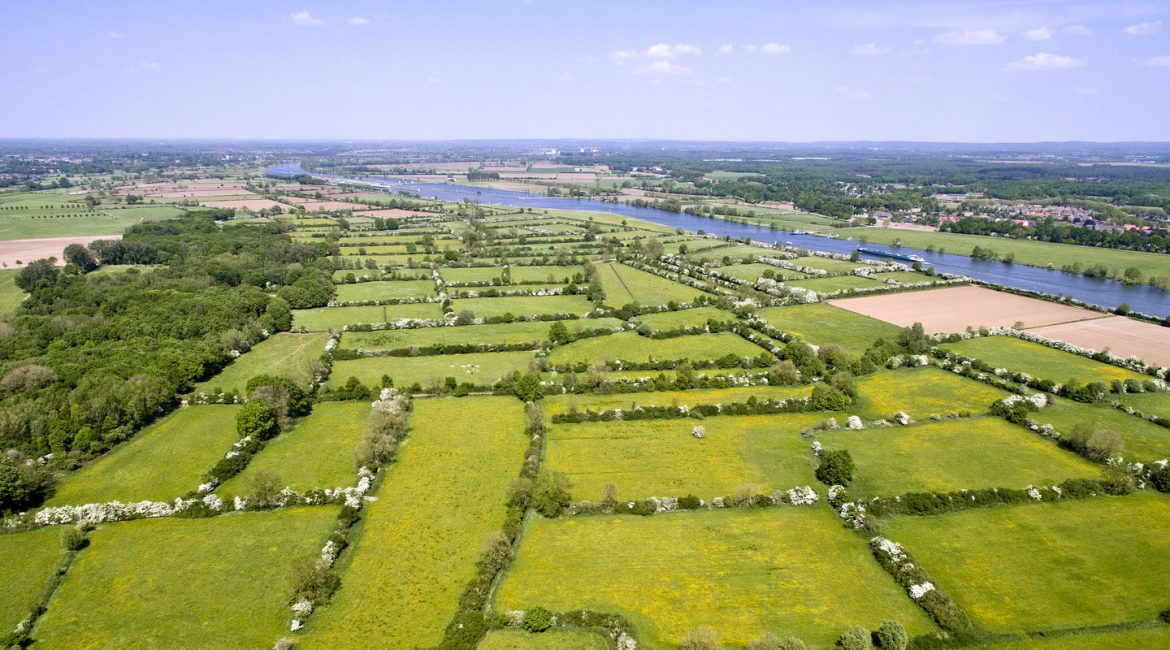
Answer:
[692, 425, 705, 439]
[786, 486, 819, 505]
[846, 415, 864, 430]
[909, 582, 935, 599]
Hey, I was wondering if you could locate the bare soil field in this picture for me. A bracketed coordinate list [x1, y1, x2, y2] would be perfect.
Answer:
[0, 235, 119, 267]
[830, 285, 1108, 333]
[153, 188, 256, 198]
[296, 200, 370, 212]
[1027, 316, 1170, 366]
[352, 209, 429, 218]
[199, 199, 286, 211]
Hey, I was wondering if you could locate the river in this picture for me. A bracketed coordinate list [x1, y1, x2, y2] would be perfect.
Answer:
[268, 163, 1170, 317]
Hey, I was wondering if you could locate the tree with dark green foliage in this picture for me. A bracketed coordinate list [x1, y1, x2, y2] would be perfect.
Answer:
[521, 606, 553, 632]
[14, 258, 59, 292]
[816, 450, 855, 486]
[874, 621, 907, 650]
[547, 321, 570, 344]
[63, 243, 98, 272]
[237, 401, 280, 441]
[809, 383, 851, 411]
[532, 471, 572, 518]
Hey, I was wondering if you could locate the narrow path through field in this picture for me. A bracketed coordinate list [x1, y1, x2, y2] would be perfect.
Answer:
[604, 262, 637, 304]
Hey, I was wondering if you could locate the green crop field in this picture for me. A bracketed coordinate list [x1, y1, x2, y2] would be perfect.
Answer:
[1118, 391, 1170, 421]
[758, 303, 903, 353]
[340, 318, 622, 351]
[478, 628, 612, 649]
[881, 493, 1170, 633]
[495, 508, 937, 649]
[0, 269, 27, 320]
[441, 266, 502, 283]
[218, 402, 370, 495]
[687, 245, 780, 262]
[192, 332, 328, 395]
[452, 295, 594, 318]
[785, 274, 882, 293]
[0, 526, 65, 634]
[633, 306, 736, 331]
[980, 626, 1170, 649]
[792, 256, 865, 274]
[852, 367, 1009, 420]
[46, 406, 241, 506]
[330, 350, 536, 389]
[833, 226, 1170, 285]
[292, 303, 445, 330]
[712, 263, 808, 282]
[940, 336, 1147, 385]
[33, 507, 338, 648]
[509, 265, 584, 283]
[594, 262, 705, 307]
[543, 385, 812, 418]
[301, 397, 526, 649]
[548, 331, 765, 366]
[547, 412, 837, 501]
[1032, 398, 1170, 460]
[819, 417, 1099, 497]
[0, 193, 186, 239]
[334, 280, 435, 302]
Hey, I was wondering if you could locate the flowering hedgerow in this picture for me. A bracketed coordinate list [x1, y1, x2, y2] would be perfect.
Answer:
[870, 536, 974, 633]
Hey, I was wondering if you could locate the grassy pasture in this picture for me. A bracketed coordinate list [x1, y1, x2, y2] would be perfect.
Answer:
[452, 295, 595, 318]
[594, 262, 705, 307]
[633, 306, 737, 330]
[0, 268, 27, 320]
[940, 336, 1147, 385]
[543, 385, 812, 417]
[1117, 391, 1170, 421]
[192, 332, 327, 395]
[852, 367, 1008, 420]
[292, 303, 445, 330]
[495, 508, 937, 649]
[785, 275, 882, 293]
[478, 629, 612, 649]
[47, 406, 240, 506]
[546, 412, 835, 500]
[792, 256, 864, 274]
[33, 507, 338, 649]
[301, 397, 526, 649]
[510, 265, 584, 283]
[0, 193, 186, 239]
[548, 331, 765, 366]
[979, 626, 1170, 649]
[218, 402, 370, 495]
[0, 526, 65, 634]
[334, 280, 434, 302]
[686, 245, 780, 262]
[882, 493, 1170, 633]
[712, 263, 808, 282]
[820, 417, 1100, 497]
[441, 266, 502, 283]
[1033, 398, 1170, 460]
[758, 303, 903, 354]
[341, 318, 622, 351]
[330, 350, 536, 389]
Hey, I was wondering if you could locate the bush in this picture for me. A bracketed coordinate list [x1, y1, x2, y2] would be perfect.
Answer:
[61, 526, 87, 551]
[532, 472, 572, 518]
[777, 638, 807, 650]
[874, 621, 907, 650]
[237, 400, 280, 441]
[678, 494, 702, 509]
[746, 635, 782, 650]
[521, 606, 553, 632]
[810, 383, 851, 411]
[837, 625, 872, 650]
[680, 625, 722, 650]
[816, 450, 855, 486]
[288, 558, 339, 605]
[438, 609, 488, 650]
[507, 477, 534, 509]
[247, 470, 284, 509]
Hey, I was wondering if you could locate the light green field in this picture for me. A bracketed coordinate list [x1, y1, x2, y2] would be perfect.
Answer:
[687, 245, 779, 262]
[192, 332, 328, 395]
[292, 303, 445, 330]
[633, 306, 737, 331]
[441, 266, 502, 283]
[820, 417, 1099, 497]
[336, 244, 410, 255]
[330, 350, 536, 389]
[478, 628, 611, 649]
[0, 268, 27, 320]
[334, 280, 435, 302]
[218, 402, 370, 495]
[1033, 398, 1170, 460]
[792, 256, 864, 274]
[301, 397, 526, 649]
[876, 270, 935, 284]
[941, 336, 1147, 385]
[547, 412, 837, 501]
[882, 493, 1170, 633]
[341, 318, 622, 351]
[33, 507, 337, 649]
[835, 226, 1170, 284]
[852, 367, 1009, 420]
[0, 526, 65, 634]
[594, 262, 705, 307]
[548, 332, 765, 366]
[712, 263, 807, 282]
[0, 193, 186, 239]
[452, 295, 595, 318]
[785, 275, 882, 293]
[543, 385, 812, 418]
[495, 508, 937, 649]
[758, 303, 903, 354]
[980, 626, 1170, 649]
[509, 265, 584, 283]
[1117, 391, 1170, 421]
[47, 406, 241, 506]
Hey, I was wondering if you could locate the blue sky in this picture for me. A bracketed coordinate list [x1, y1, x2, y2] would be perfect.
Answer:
[2, 0, 1169, 141]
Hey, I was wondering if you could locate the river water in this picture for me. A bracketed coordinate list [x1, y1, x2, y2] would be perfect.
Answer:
[268, 163, 1170, 316]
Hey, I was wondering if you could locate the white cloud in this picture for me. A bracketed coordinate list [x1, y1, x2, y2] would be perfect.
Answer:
[1021, 26, 1054, 41]
[290, 11, 324, 27]
[1123, 20, 1162, 35]
[852, 43, 891, 57]
[346, 16, 369, 26]
[759, 42, 792, 55]
[1009, 52, 1086, 70]
[1142, 55, 1170, 67]
[646, 43, 702, 58]
[107, 31, 125, 40]
[635, 60, 691, 76]
[1063, 24, 1093, 36]
[717, 43, 734, 55]
[933, 29, 1005, 45]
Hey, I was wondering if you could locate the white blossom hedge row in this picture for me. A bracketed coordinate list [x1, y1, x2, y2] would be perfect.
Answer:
[564, 485, 820, 517]
[869, 536, 975, 635]
[496, 609, 638, 649]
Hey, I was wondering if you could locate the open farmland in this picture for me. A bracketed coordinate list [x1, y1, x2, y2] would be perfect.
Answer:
[192, 332, 328, 395]
[292, 302, 445, 330]
[0, 527, 66, 635]
[940, 336, 1147, 385]
[1025, 316, 1170, 367]
[758, 303, 903, 353]
[594, 261, 705, 306]
[340, 318, 622, 351]
[851, 367, 1009, 420]
[330, 350, 536, 389]
[495, 508, 938, 649]
[452, 294, 594, 318]
[33, 508, 338, 648]
[0, 268, 26, 319]
[547, 331, 766, 366]
[333, 279, 434, 302]
[1031, 398, 1170, 460]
